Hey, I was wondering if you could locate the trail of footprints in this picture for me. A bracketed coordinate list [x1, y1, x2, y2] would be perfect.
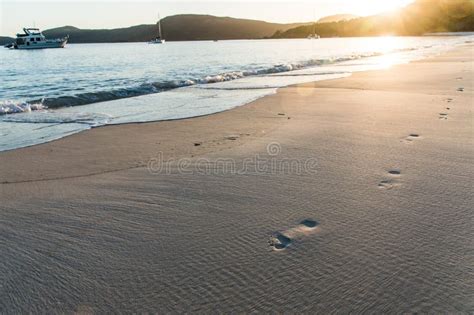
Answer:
[381, 88, 462, 189]
[440, 87, 461, 120]
[270, 86, 463, 251]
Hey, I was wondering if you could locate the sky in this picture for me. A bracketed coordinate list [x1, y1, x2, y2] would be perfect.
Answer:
[0, 0, 414, 36]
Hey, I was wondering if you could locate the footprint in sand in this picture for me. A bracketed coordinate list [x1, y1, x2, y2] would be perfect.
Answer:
[300, 219, 319, 228]
[269, 219, 320, 251]
[388, 170, 401, 176]
[402, 133, 421, 144]
[378, 170, 402, 190]
[269, 233, 292, 250]
[224, 133, 251, 141]
[225, 135, 240, 141]
[378, 180, 396, 190]
[439, 113, 448, 120]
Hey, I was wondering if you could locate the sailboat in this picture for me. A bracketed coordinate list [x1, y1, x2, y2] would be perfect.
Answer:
[307, 23, 320, 39]
[149, 14, 165, 44]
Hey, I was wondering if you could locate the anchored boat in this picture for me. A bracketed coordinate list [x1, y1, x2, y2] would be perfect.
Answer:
[4, 28, 68, 49]
[307, 34, 321, 39]
[148, 15, 165, 44]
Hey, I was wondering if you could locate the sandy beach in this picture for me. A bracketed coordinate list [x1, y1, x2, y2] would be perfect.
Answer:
[1, 45, 473, 313]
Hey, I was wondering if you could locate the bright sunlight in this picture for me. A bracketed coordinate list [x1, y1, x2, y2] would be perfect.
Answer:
[356, 0, 415, 15]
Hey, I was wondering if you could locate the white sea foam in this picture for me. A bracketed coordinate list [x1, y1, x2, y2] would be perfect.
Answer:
[2, 111, 112, 126]
[0, 100, 46, 115]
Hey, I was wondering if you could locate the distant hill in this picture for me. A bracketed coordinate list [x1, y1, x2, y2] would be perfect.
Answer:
[272, 0, 474, 38]
[42, 15, 308, 43]
[317, 14, 358, 23]
[44, 25, 156, 43]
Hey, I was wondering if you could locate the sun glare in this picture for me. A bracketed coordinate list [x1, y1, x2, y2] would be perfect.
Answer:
[358, 0, 414, 16]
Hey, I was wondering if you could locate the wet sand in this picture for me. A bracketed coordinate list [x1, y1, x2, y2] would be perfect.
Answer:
[1, 45, 473, 313]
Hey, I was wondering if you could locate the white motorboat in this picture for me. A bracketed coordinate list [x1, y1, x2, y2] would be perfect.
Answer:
[4, 28, 68, 49]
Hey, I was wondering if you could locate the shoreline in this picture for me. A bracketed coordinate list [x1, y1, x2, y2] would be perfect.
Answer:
[0, 45, 471, 184]
[1, 44, 473, 313]
[2, 36, 471, 152]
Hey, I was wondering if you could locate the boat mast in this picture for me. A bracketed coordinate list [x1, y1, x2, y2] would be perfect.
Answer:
[157, 14, 162, 39]
[313, 9, 316, 37]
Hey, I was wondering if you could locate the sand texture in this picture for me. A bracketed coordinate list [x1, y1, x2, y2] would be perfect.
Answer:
[1, 45, 473, 313]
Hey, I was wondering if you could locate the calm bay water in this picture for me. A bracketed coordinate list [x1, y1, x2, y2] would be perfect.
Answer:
[0, 36, 472, 151]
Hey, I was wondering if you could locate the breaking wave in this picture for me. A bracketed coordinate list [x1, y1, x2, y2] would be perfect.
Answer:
[0, 100, 46, 115]
[2, 44, 445, 116]
[15, 52, 383, 112]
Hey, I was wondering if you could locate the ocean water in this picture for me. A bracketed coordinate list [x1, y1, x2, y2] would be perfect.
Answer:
[0, 36, 472, 151]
